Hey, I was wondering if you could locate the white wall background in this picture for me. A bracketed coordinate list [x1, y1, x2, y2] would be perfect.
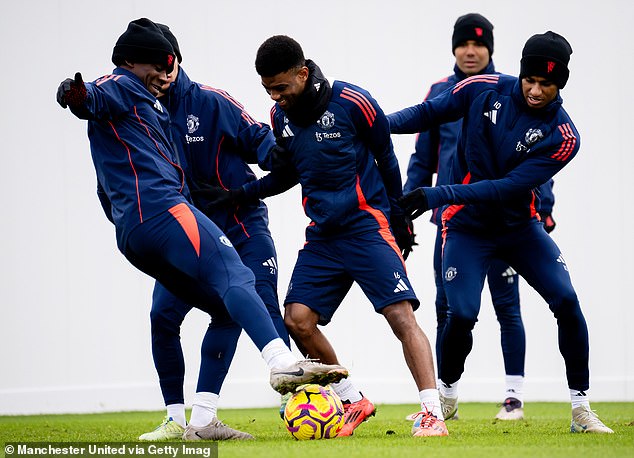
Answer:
[1, 0, 632, 415]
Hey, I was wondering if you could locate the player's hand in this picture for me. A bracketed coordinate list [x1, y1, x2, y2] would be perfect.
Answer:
[57, 72, 87, 109]
[542, 213, 556, 233]
[191, 184, 246, 212]
[270, 143, 293, 172]
[398, 188, 429, 220]
[391, 213, 417, 260]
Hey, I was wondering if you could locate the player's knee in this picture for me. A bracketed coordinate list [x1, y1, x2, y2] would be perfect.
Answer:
[284, 304, 317, 337]
[549, 289, 581, 319]
[284, 314, 309, 336]
[150, 305, 184, 334]
[383, 302, 419, 337]
[494, 303, 521, 323]
[447, 310, 478, 329]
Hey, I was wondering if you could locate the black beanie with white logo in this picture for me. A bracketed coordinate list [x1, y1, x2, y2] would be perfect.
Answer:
[519, 31, 573, 89]
[112, 18, 175, 72]
[452, 13, 494, 56]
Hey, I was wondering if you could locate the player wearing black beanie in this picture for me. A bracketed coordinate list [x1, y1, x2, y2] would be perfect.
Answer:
[452, 13, 494, 56]
[112, 17, 175, 72]
[520, 31, 573, 89]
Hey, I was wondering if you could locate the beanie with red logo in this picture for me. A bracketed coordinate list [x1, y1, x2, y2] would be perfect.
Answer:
[519, 31, 573, 89]
[452, 13, 494, 56]
[112, 18, 176, 73]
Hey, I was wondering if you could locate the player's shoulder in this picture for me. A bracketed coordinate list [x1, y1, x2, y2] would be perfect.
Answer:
[93, 72, 152, 103]
[430, 74, 455, 90]
[196, 83, 244, 109]
[454, 73, 503, 91]
[332, 80, 378, 111]
[93, 72, 133, 89]
[332, 80, 371, 97]
[552, 106, 580, 141]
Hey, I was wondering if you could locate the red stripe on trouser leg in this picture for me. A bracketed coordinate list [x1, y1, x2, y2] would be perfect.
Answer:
[168, 203, 201, 257]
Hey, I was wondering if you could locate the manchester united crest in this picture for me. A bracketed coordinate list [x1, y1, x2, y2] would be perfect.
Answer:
[317, 111, 335, 130]
[187, 114, 200, 134]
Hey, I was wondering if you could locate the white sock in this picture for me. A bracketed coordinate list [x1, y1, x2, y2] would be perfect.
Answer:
[189, 392, 219, 427]
[331, 379, 362, 403]
[570, 389, 590, 410]
[261, 338, 296, 369]
[419, 388, 444, 420]
[166, 403, 186, 427]
[504, 375, 524, 405]
[439, 380, 459, 399]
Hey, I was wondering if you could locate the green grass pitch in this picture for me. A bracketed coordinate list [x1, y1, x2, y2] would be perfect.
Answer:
[1, 402, 632, 458]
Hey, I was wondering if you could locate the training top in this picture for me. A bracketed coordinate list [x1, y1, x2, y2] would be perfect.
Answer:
[389, 74, 578, 233]
[244, 80, 403, 240]
[162, 68, 275, 243]
[403, 61, 555, 225]
[71, 67, 188, 247]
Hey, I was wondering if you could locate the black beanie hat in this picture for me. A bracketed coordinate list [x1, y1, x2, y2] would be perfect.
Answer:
[452, 13, 494, 56]
[520, 31, 572, 89]
[112, 18, 175, 72]
[157, 23, 182, 63]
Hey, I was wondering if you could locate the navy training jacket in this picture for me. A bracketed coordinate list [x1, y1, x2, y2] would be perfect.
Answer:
[73, 67, 189, 248]
[403, 62, 555, 226]
[389, 74, 577, 233]
[162, 68, 275, 243]
[246, 80, 403, 240]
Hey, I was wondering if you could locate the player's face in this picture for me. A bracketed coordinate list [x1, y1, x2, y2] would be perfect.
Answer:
[261, 66, 309, 111]
[454, 40, 490, 76]
[158, 60, 180, 98]
[521, 76, 558, 109]
[127, 62, 170, 97]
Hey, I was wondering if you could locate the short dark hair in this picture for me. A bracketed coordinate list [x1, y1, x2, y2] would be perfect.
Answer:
[255, 35, 305, 77]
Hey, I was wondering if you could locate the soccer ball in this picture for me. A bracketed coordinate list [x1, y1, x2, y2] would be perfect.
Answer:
[283, 384, 345, 440]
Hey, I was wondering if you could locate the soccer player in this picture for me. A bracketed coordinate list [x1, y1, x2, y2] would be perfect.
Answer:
[389, 31, 613, 433]
[135, 24, 291, 441]
[56, 18, 348, 440]
[209, 35, 446, 437]
[402, 13, 556, 421]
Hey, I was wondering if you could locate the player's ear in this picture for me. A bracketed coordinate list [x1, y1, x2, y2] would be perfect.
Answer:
[297, 66, 309, 81]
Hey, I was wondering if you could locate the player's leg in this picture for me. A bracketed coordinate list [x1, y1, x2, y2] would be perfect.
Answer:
[185, 308, 252, 440]
[282, 240, 376, 435]
[439, 228, 491, 420]
[124, 204, 348, 394]
[226, 233, 292, 417]
[503, 221, 612, 433]
[349, 229, 446, 436]
[236, 233, 290, 348]
[282, 239, 350, 365]
[487, 259, 525, 420]
[406, 227, 450, 423]
[432, 226, 449, 375]
[284, 302, 337, 362]
[138, 283, 191, 440]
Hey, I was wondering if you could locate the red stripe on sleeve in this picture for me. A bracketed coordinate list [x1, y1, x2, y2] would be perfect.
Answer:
[215, 136, 226, 189]
[133, 106, 186, 193]
[552, 123, 576, 161]
[108, 121, 142, 222]
[270, 106, 277, 130]
[452, 75, 499, 94]
[341, 87, 376, 127]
